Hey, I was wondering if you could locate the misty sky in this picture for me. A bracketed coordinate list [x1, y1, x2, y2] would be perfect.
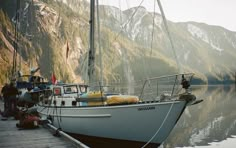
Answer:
[99, 0, 236, 32]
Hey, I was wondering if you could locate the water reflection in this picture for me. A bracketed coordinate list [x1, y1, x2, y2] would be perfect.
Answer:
[162, 85, 236, 148]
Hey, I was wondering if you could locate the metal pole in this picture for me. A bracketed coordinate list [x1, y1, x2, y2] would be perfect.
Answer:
[88, 0, 95, 85]
[47, 123, 89, 148]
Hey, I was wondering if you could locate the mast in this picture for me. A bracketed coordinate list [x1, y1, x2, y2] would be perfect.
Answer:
[27, 0, 34, 67]
[88, 0, 95, 84]
[12, 0, 20, 79]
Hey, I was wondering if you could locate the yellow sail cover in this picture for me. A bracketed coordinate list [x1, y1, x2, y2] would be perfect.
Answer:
[106, 95, 139, 105]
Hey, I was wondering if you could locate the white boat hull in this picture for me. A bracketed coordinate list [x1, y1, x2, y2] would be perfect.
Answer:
[38, 100, 187, 146]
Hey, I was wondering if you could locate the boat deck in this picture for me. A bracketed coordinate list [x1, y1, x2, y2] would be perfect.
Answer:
[0, 100, 82, 148]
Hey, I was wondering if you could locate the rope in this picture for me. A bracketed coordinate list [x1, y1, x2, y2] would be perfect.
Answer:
[150, 0, 156, 56]
[53, 127, 62, 137]
[53, 96, 61, 129]
[141, 101, 175, 148]
[46, 95, 54, 116]
[54, 105, 61, 128]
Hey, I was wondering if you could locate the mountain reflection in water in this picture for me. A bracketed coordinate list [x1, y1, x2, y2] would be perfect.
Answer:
[162, 85, 236, 148]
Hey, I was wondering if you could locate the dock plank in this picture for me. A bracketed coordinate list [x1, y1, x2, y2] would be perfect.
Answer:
[0, 100, 77, 148]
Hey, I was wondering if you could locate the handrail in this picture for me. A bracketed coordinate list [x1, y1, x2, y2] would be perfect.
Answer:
[138, 73, 194, 99]
[90, 73, 194, 87]
[39, 73, 195, 103]
[171, 75, 178, 96]
[139, 79, 148, 99]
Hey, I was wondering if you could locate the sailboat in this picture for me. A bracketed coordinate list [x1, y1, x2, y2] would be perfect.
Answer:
[11, 0, 49, 108]
[37, 0, 201, 147]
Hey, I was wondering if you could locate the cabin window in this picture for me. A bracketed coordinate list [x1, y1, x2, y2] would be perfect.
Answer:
[64, 85, 78, 94]
[79, 85, 88, 94]
[53, 100, 57, 105]
[66, 87, 71, 92]
[72, 101, 77, 106]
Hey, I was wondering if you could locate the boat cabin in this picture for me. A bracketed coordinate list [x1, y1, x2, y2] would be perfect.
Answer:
[52, 84, 88, 96]
[16, 75, 46, 89]
[41, 84, 89, 107]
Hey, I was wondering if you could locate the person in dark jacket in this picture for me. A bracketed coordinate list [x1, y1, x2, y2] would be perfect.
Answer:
[1, 83, 10, 117]
[8, 82, 19, 116]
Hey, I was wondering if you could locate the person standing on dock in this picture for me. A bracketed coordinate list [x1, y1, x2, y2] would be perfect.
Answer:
[1, 83, 10, 117]
[7, 82, 19, 117]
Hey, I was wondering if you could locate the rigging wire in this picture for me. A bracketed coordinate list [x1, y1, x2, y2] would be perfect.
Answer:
[139, 0, 157, 100]
[108, 0, 146, 77]
[27, 0, 33, 67]
[141, 101, 175, 148]
[112, 0, 145, 43]
[125, 0, 130, 10]
[119, 0, 124, 83]
[18, 2, 22, 73]
[12, 0, 20, 79]
[118, 0, 122, 23]
[75, 0, 90, 83]
[142, 0, 157, 79]
[96, 0, 103, 86]
[156, 0, 181, 73]
[150, 0, 156, 56]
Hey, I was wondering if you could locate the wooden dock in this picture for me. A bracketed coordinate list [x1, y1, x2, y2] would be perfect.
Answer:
[0, 100, 87, 148]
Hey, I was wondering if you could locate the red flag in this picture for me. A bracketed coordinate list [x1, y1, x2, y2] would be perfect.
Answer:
[66, 41, 69, 59]
[51, 73, 57, 85]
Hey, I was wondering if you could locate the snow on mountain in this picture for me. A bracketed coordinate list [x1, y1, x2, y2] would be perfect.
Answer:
[105, 6, 124, 22]
[187, 23, 224, 52]
[184, 50, 190, 61]
[187, 24, 209, 42]
[210, 42, 224, 52]
[154, 13, 162, 29]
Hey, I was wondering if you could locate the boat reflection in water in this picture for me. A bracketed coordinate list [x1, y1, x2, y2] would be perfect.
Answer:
[162, 85, 236, 148]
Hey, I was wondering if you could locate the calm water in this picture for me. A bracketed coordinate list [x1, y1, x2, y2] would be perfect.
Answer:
[161, 85, 236, 148]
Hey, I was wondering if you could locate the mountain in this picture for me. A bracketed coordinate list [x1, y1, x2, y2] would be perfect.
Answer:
[100, 5, 236, 84]
[0, 0, 235, 85]
[0, 0, 89, 84]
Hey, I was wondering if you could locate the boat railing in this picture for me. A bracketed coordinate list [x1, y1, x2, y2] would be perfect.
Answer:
[89, 73, 194, 101]
[137, 73, 194, 101]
